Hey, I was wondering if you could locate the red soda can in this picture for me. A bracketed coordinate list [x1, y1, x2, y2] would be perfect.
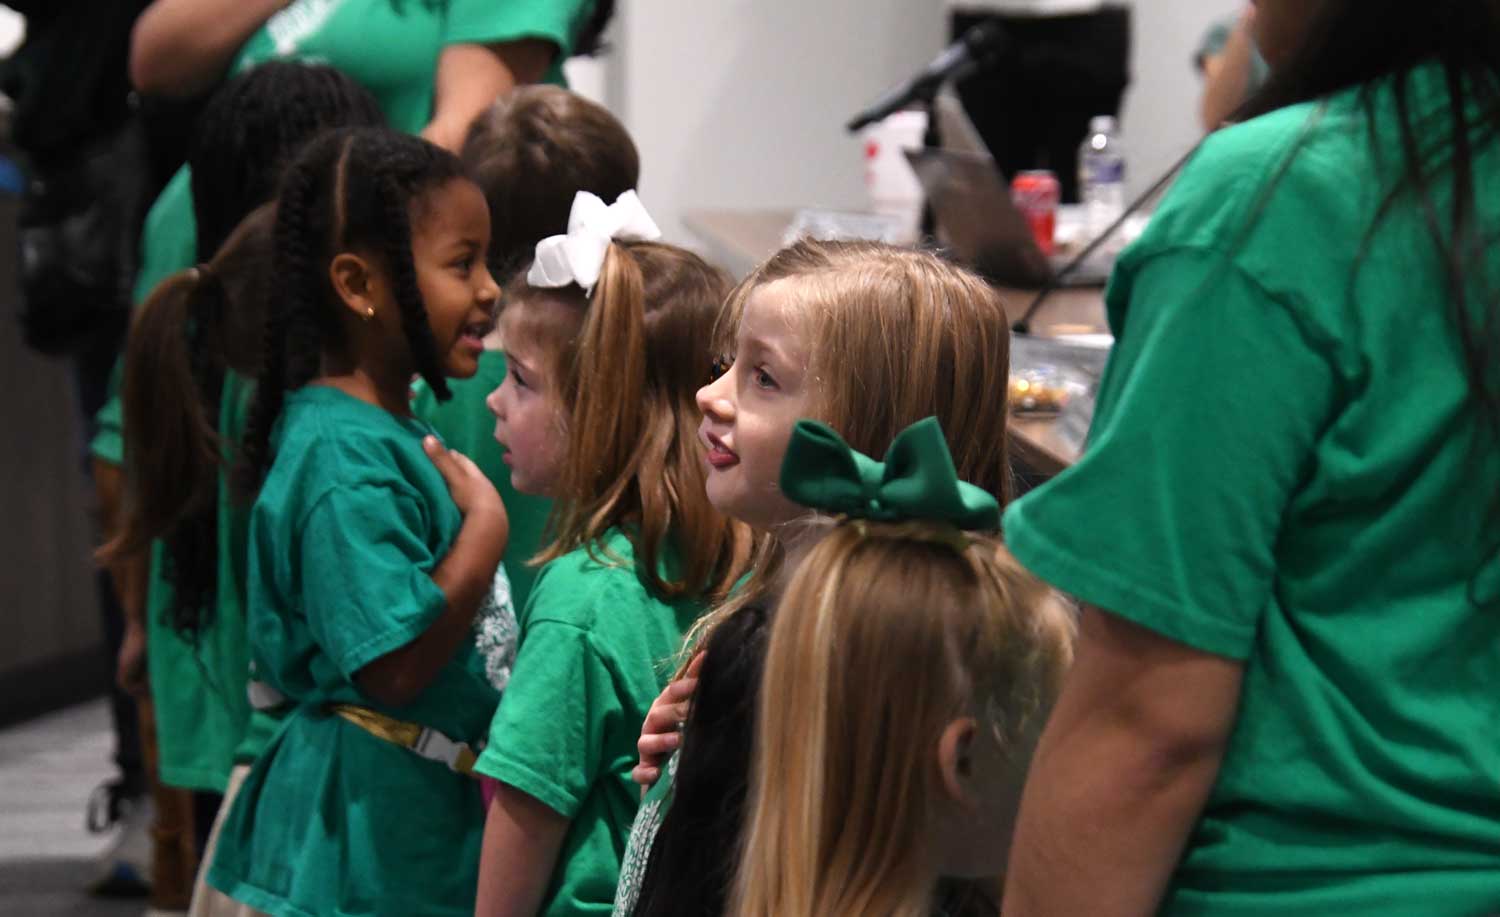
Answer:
[1012, 170, 1060, 256]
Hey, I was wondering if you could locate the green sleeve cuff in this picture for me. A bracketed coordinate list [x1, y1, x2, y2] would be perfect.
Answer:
[473, 748, 585, 819]
[1003, 499, 1256, 662]
[91, 396, 124, 465]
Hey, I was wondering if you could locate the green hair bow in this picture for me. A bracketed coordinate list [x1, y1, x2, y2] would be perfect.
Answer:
[778, 417, 1000, 530]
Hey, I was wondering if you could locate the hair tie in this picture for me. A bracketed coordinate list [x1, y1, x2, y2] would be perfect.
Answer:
[778, 417, 1000, 531]
[526, 190, 661, 295]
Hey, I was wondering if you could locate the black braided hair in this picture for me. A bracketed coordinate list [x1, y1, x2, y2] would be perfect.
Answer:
[159, 63, 385, 638]
[573, 0, 618, 57]
[378, 169, 452, 403]
[237, 127, 468, 496]
[189, 61, 384, 257]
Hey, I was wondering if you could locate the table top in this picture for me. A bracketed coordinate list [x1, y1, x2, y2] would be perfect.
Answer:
[684, 207, 1106, 474]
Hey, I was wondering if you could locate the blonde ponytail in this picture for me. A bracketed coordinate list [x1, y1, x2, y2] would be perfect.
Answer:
[731, 525, 1074, 917]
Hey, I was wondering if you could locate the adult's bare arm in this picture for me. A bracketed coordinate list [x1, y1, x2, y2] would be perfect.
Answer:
[129, 0, 289, 97]
[420, 39, 555, 152]
[1001, 608, 1244, 917]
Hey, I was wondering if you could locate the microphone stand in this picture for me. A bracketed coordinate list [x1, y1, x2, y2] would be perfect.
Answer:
[849, 77, 947, 243]
[919, 92, 941, 241]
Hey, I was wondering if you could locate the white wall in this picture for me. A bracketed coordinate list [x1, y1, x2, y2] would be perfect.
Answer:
[608, 0, 943, 242]
[606, 0, 1243, 244]
[1119, 0, 1243, 197]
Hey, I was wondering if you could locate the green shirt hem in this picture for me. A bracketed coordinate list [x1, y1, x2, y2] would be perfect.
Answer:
[331, 597, 446, 679]
[204, 871, 319, 917]
[158, 763, 232, 795]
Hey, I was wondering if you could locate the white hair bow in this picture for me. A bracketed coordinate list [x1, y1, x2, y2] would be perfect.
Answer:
[527, 190, 662, 294]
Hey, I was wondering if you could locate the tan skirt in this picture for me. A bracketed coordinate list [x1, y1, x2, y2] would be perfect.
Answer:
[188, 764, 271, 917]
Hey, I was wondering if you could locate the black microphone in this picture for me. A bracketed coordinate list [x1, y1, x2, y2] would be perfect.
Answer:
[846, 21, 1009, 133]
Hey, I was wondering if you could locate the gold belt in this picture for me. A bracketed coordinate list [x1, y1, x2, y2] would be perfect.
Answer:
[328, 704, 478, 776]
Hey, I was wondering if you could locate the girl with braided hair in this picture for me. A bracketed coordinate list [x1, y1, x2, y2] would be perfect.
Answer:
[89, 61, 384, 910]
[103, 63, 384, 778]
[204, 127, 507, 917]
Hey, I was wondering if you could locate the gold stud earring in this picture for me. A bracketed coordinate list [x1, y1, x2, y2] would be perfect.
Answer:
[363, 306, 375, 321]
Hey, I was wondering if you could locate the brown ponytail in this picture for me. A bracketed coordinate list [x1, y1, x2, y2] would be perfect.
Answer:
[99, 269, 224, 566]
[563, 244, 648, 496]
[98, 204, 276, 636]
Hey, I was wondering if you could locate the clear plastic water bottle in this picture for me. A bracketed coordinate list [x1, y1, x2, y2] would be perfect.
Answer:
[1078, 115, 1126, 244]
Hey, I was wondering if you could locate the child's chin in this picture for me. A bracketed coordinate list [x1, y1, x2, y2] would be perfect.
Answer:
[509, 473, 546, 497]
[443, 357, 481, 380]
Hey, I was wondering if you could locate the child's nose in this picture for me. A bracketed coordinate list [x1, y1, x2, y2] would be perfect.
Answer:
[485, 385, 503, 419]
[696, 373, 734, 421]
[477, 266, 500, 305]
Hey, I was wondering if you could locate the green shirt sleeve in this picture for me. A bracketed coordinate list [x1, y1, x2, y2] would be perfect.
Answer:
[134, 167, 198, 305]
[1003, 247, 1340, 660]
[89, 359, 125, 464]
[444, 0, 592, 60]
[94, 167, 198, 467]
[475, 617, 620, 818]
[298, 483, 450, 678]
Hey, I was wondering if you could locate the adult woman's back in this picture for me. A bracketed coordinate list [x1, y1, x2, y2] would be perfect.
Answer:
[1000, 3, 1500, 914]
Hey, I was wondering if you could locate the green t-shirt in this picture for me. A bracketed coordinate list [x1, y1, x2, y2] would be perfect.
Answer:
[137, 370, 256, 792]
[88, 361, 125, 465]
[1003, 67, 1500, 916]
[208, 386, 511, 917]
[89, 170, 196, 466]
[232, 0, 589, 131]
[475, 528, 708, 916]
[412, 349, 552, 613]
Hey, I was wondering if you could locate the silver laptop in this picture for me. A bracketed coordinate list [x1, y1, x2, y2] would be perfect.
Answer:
[906, 134, 1113, 288]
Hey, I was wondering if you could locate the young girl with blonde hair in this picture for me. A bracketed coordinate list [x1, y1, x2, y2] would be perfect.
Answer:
[621, 239, 1014, 917]
[473, 191, 750, 915]
[731, 418, 1074, 916]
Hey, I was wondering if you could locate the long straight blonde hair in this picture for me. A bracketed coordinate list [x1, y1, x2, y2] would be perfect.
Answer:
[684, 239, 1013, 653]
[731, 524, 1074, 917]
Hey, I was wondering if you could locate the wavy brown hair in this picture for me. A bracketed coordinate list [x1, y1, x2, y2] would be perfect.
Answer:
[99, 205, 276, 631]
[461, 86, 639, 279]
[505, 241, 750, 600]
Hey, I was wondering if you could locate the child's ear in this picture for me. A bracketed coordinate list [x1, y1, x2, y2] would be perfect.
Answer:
[328, 252, 383, 322]
[937, 717, 979, 805]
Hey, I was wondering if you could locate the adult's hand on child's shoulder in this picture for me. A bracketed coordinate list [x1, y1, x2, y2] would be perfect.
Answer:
[632, 652, 705, 792]
[424, 436, 507, 526]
